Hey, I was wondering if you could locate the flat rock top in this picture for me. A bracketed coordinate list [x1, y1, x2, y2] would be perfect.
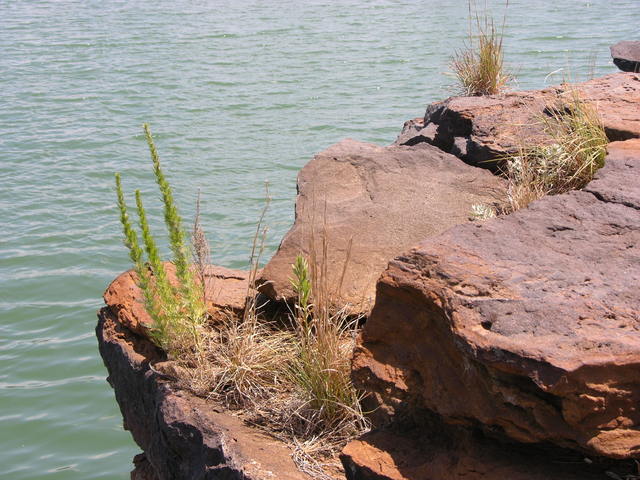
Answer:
[258, 138, 505, 311]
[409, 139, 640, 373]
[611, 41, 640, 61]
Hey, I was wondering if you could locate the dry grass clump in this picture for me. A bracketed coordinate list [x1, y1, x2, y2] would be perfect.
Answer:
[503, 91, 608, 212]
[115, 128, 368, 474]
[451, 1, 511, 96]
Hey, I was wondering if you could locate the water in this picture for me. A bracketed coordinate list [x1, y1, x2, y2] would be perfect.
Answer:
[1, 1, 637, 477]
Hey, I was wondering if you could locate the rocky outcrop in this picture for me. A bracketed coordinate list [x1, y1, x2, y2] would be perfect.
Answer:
[611, 41, 640, 73]
[350, 139, 640, 475]
[396, 73, 640, 168]
[257, 139, 505, 312]
[98, 268, 308, 480]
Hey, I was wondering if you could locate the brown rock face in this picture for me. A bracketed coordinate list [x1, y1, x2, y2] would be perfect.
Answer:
[351, 140, 640, 460]
[611, 41, 640, 73]
[340, 419, 626, 480]
[396, 73, 640, 168]
[97, 271, 309, 480]
[103, 263, 252, 336]
[257, 139, 505, 311]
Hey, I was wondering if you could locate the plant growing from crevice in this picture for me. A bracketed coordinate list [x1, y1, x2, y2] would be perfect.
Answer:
[114, 124, 206, 353]
[502, 91, 608, 212]
[451, 0, 511, 96]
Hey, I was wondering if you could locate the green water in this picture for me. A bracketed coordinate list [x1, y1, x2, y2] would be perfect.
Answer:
[1, 1, 637, 478]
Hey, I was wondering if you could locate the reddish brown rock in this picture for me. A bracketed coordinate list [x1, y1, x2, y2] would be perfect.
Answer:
[340, 419, 633, 480]
[352, 139, 640, 460]
[257, 139, 505, 312]
[97, 283, 310, 480]
[396, 73, 640, 167]
[103, 263, 252, 336]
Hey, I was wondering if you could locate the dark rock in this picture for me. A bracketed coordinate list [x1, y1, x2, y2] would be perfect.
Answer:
[340, 414, 633, 480]
[352, 139, 640, 460]
[97, 278, 309, 480]
[131, 454, 158, 480]
[257, 139, 505, 313]
[611, 41, 640, 73]
[396, 73, 640, 168]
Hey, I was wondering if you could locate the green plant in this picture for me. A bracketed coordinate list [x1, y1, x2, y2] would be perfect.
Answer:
[503, 91, 608, 211]
[114, 124, 206, 352]
[451, 1, 510, 96]
[285, 252, 368, 449]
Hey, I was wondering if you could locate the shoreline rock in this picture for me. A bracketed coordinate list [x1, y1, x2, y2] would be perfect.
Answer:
[98, 73, 640, 479]
[97, 270, 310, 480]
[395, 73, 640, 168]
[611, 41, 640, 73]
[257, 139, 505, 312]
[349, 139, 640, 477]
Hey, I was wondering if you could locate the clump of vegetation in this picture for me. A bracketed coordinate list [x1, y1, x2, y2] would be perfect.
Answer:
[114, 129, 368, 474]
[115, 124, 205, 353]
[285, 254, 368, 453]
[451, 1, 511, 96]
[503, 91, 608, 211]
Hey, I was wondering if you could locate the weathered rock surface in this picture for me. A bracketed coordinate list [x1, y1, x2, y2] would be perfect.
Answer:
[257, 139, 505, 312]
[396, 73, 640, 168]
[611, 41, 640, 73]
[351, 139, 640, 461]
[98, 268, 307, 480]
[103, 263, 252, 336]
[340, 416, 631, 480]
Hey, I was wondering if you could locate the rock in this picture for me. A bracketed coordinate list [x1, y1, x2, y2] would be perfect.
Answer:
[340, 417, 631, 480]
[103, 263, 253, 336]
[611, 41, 640, 73]
[396, 73, 640, 168]
[131, 454, 158, 480]
[257, 139, 506, 312]
[97, 289, 310, 480]
[352, 139, 640, 459]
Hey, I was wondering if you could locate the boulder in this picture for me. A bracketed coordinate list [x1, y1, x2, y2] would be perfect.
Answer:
[97, 282, 310, 480]
[611, 41, 640, 73]
[340, 420, 630, 480]
[257, 139, 506, 313]
[351, 139, 640, 460]
[103, 263, 252, 336]
[396, 73, 640, 168]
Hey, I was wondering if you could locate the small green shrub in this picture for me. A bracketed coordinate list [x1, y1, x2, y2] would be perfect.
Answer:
[451, 2, 511, 96]
[115, 124, 205, 352]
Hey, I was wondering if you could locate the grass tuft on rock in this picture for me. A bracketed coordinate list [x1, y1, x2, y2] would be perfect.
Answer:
[450, 1, 511, 96]
[503, 91, 608, 211]
[114, 131, 368, 474]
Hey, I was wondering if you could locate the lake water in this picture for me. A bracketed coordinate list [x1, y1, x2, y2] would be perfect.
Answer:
[1, 1, 637, 478]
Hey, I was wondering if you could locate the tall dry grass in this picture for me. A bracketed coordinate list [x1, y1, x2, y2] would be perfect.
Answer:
[503, 90, 608, 211]
[451, 1, 511, 96]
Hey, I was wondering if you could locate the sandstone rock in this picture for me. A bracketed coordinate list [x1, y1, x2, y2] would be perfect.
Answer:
[611, 41, 640, 73]
[340, 419, 629, 480]
[352, 139, 640, 459]
[97, 296, 310, 480]
[257, 139, 505, 312]
[103, 263, 252, 336]
[396, 73, 640, 167]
